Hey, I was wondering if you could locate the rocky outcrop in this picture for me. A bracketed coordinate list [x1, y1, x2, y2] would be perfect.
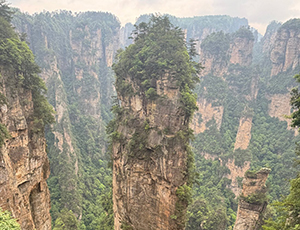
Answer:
[191, 99, 223, 134]
[268, 93, 298, 134]
[0, 70, 51, 230]
[234, 168, 270, 230]
[13, 11, 121, 221]
[113, 72, 192, 230]
[234, 117, 253, 150]
[226, 159, 251, 197]
[199, 28, 254, 77]
[262, 21, 281, 56]
[270, 19, 300, 76]
[230, 36, 254, 67]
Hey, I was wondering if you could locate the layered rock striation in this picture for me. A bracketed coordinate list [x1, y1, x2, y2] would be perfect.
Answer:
[112, 78, 190, 229]
[111, 17, 198, 230]
[0, 69, 52, 230]
[13, 11, 120, 225]
[270, 19, 300, 76]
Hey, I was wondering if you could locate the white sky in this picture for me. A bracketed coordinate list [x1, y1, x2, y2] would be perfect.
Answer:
[8, 0, 300, 34]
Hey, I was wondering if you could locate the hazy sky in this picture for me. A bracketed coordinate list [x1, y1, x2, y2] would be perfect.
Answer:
[8, 0, 300, 34]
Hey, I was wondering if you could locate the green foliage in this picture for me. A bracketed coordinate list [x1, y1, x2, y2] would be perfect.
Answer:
[0, 13, 55, 127]
[0, 123, 9, 147]
[196, 74, 228, 104]
[225, 64, 255, 95]
[113, 15, 200, 99]
[0, 16, 16, 40]
[279, 18, 300, 33]
[233, 149, 251, 167]
[263, 72, 300, 229]
[290, 73, 300, 128]
[181, 84, 198, 122]
[176, 185, 193, 204]
[0, 208, 21, 230]
[0, 0, 13, 22]
[190, 21, 300, 229]
[265, 67, 300, 94]
[53, 209, 79, 230]
[262, 176, 300, 229]
[121, 221, 133, 230]
[245, 170, 258, 179]
[240, 192, 268, 205]
[201, 31, 230, 57]
[145, 87, 158, 100]
[11, 10, 119, 229]
[186, 199, 228, 230]
[232, 26, 254, 40]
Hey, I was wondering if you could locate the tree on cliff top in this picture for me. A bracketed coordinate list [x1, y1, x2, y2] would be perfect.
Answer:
[0, 0, 55, 127]
[109, 15, 200, 229]
[113, 15, 200, 91]
[113, 15, 200, 122]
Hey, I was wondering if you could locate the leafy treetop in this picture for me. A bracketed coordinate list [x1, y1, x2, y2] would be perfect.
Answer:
[113, 15, 200, 95]
[0, 0, 55, 126]
[0, 0, 13, 22]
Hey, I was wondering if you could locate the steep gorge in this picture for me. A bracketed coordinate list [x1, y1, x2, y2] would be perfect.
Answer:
[5, 9, 300, 229]
[13, 11, 120, 228]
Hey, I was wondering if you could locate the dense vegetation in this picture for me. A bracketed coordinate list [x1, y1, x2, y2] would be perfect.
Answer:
[7, 7, 300, 230]
[12, 10, 119, 230]
[0, 208, 21, 230]
[186, 21, 300, 229]
[0, 1, 54, 129]
[262, 73, 300, 230]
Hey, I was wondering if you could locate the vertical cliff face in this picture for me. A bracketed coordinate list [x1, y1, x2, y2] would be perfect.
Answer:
[191, 98, 224, 134]
[194, 27, 256, 197]
[0, 71, 51, 230]
[13, 11, 120, 227]
[229, 35, 253, 66]
[270, 19, 300, 76]
[234, 168, 270, 230]
[199, 28, 254, 77]
[113, 77, 189, 230]
[111, 17, 198, 230]
[0, 9, 54, 229]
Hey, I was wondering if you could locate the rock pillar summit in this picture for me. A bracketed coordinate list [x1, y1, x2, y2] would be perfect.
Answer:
[234, 168, 271, 230]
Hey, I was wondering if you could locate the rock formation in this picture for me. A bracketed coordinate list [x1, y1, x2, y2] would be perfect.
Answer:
[233, 168, 271, 230]
[13, 11, 120, 224]
[270, 19, 300, 76]
[112, 74, 193, 230]
[111, 17, 197, 230]
[0, 69, 51, 230]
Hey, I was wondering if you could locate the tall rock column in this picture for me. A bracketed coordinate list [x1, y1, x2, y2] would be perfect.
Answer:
[234, 168, 271, 230]
[0, 71, 52, 230]
[0, 9, 54, 229]
[111, 16, 199, 230]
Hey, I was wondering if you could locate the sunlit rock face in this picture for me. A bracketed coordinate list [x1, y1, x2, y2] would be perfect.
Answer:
[113, 73, 191, 230]
[0, 70, 51, 230]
